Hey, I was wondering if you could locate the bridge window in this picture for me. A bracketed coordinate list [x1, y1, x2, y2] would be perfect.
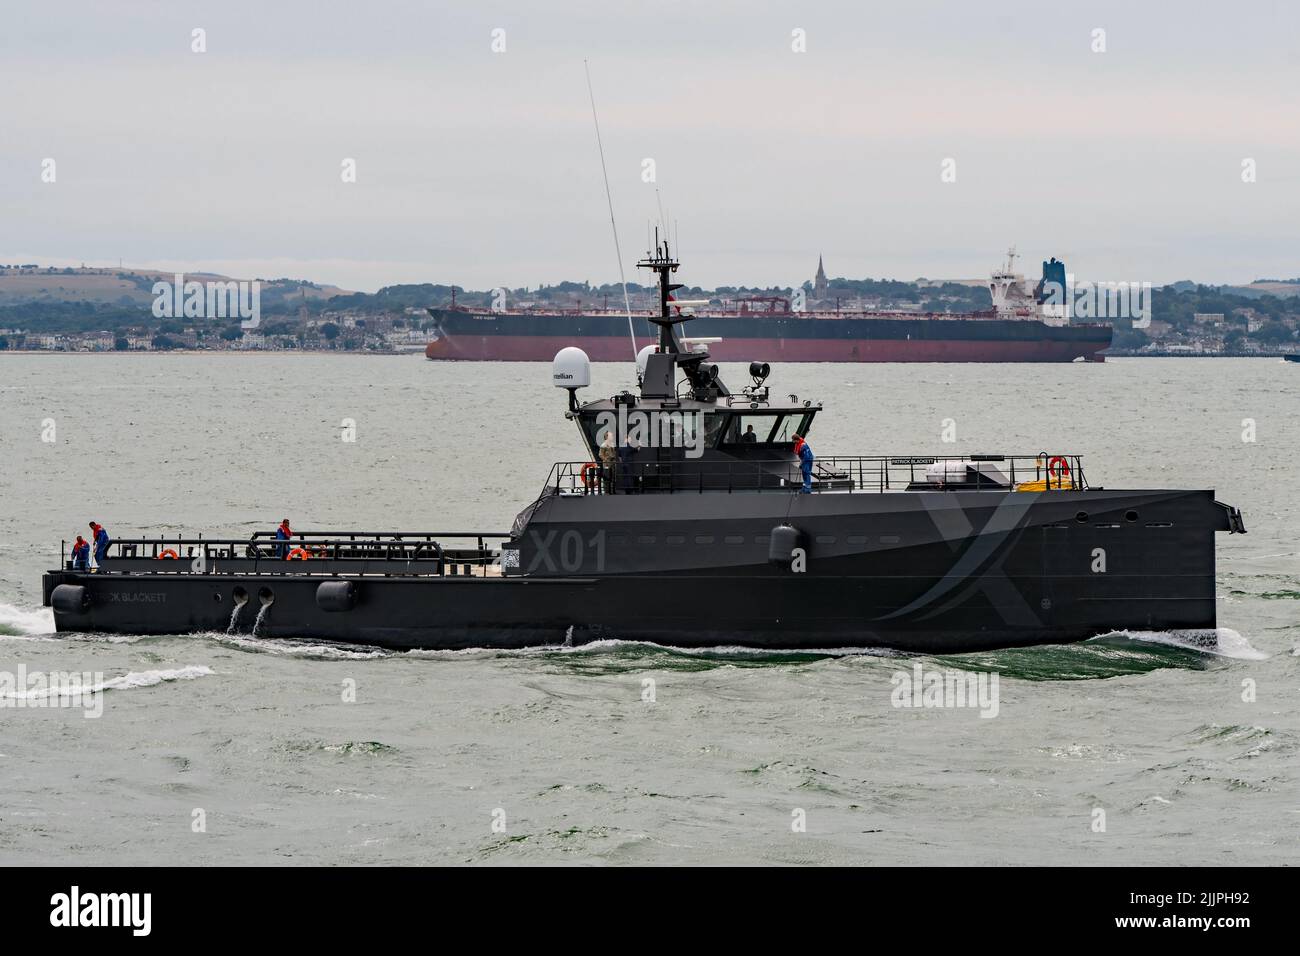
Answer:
[581, 409, 717, 455]
[770, 413, 804, 443]
[720, 410, 815, 446]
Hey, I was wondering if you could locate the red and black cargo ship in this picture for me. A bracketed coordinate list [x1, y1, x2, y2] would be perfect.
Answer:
[425, 252, 1112, 363]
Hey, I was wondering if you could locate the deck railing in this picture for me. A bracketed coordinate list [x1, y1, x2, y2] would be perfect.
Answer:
[61, 531, 512, 576]
[542, 453, 1086, 496]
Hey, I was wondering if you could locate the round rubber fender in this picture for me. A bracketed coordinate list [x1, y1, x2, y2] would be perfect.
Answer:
[51, 584, 91, 615]
[316, 580, 358, 612]
[768, 524, 802, 565]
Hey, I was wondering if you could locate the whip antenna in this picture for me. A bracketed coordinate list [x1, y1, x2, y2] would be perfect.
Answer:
[584, 60, 638, 364]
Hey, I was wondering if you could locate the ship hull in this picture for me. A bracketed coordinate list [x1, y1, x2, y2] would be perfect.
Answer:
[38, 570, 1214, 653]
[424, 309, 1112, 363]
[44, 488, 1231, 653]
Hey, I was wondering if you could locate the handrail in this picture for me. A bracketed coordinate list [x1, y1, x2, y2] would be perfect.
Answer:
[542, 453, 1087, 495]
[75, 531, 503, 578]
[247, 531, 512, 539]
[96, 534, 509, 550]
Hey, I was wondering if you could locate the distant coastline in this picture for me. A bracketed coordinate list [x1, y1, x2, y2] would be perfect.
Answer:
[4, 348, 1298, 361]
[3, 262, 1299, 358]
[1105, 350, 1300, 359]
[0, 347, 424, 356]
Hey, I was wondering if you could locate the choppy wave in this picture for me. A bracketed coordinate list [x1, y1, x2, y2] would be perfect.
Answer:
[940, 628, 1262, 681]
[192, 632, 902, 667]
[277, 739, 398, 756]
[62, 632, 147, 645]
[945, 642, 1198, 681]
[1104, 627, 1266, 660]
[404, 638, 903, 674]
[0, 604, 55, 638]
[1, 665, 214, 700]
[199, 631, 389, 660]
[551, 638, 901, 659]
[1229, 587, 1300, 599]
[531, 630, 1263, 680]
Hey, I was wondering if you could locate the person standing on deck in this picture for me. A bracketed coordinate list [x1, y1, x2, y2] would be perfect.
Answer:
[71, 535, 91, 571]
[89, 521, 111, 567]
[274, 518, 294, 558]
[792, 435, 814, 494]
[599, 431, 618, 494]
[617, 434, 637, 493]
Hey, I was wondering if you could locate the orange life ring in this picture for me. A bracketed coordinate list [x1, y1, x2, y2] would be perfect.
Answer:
[157, 549, 178, 559]
[286, 547, 310, 560]
[1047, 456, 1071, 479]
[580, 461, 599, 488]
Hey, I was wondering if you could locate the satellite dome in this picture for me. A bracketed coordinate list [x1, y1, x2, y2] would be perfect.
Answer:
[552, 346, 591, 389]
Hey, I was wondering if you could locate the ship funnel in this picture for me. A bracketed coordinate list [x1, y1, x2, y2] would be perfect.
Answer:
[552, 347, 591, 390]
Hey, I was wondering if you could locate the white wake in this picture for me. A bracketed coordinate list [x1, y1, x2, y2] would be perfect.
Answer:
[2, 665, 214, 701]
[0, 603, 55, 638]
[1098, 627, 1267, 660]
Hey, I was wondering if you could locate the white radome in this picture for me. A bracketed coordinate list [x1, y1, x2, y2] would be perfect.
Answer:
[552, 346, 591, 389]
[635, 344, 656, 383]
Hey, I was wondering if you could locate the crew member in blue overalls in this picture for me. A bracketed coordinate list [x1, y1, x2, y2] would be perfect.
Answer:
[89, 521, 111, 567]
[274, 518, 294, 558]
[793, 434, 814, 494]
[71, 535, 91, 570]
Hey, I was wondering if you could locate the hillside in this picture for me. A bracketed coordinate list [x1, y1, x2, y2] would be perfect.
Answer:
[0, 266, 354, 307]
[1, 262, 1297, 356]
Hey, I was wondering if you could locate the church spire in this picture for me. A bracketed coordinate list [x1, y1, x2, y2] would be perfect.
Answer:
[813, 254, 828, 300]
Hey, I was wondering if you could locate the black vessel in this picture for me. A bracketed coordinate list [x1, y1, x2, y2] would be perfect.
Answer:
[43, 243, 1245, 652]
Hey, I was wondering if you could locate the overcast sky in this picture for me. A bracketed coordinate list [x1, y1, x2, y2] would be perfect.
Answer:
[2, 1, 1297, 292]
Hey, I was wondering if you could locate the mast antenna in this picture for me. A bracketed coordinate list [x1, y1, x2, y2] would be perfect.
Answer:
[583, 60, 638, 364]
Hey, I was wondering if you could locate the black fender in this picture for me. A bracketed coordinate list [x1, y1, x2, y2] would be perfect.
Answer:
[51, 584, 91, 615]
[316, 580, 358, 612]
